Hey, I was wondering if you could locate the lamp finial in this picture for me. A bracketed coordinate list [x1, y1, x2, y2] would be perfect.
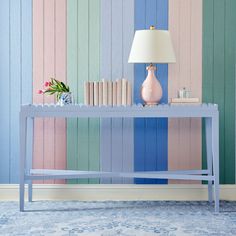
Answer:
[150, 25, 155, 30]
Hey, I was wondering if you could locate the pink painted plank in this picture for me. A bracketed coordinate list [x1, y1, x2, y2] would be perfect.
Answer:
[33, 0, 67, 184]
[33, 0, 44, 184]
[43, 0, 56, 184]
[168, 0, 181, 184]
[189, 0, 202, 178]
[168, 0, 202, 184]
[54, 0, 67, 184]
[178, 0, 192, 184]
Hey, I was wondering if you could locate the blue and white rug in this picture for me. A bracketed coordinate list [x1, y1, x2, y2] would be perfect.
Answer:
[0, 201, 236, 235]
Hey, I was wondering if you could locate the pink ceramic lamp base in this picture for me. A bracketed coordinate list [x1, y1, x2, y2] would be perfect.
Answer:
[141, 64, 163, 106]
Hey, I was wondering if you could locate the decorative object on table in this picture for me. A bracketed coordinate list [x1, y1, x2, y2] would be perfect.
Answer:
[170, 97, 200, 105]
[178, 87, 191, 98]
[37, 78, 72, 105]
[128, 25, 176, 106]
[83, 78, 132, 107]
[171, 88, 200, 105]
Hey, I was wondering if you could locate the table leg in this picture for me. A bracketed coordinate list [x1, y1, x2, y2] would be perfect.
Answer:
[212, 114, 220, 212]
[205, 117, 213, 203]
[20, 113, 27, 212]
[27, 117, 34, 202]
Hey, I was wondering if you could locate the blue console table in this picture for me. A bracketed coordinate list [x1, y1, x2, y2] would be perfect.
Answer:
[19, 103, 219, 212]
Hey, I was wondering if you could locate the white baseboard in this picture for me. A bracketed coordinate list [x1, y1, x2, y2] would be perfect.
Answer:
[0, 184, 236, 201]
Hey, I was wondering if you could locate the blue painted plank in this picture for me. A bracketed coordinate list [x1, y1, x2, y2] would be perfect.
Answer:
[144, 0, 158, 184]
[0, 0, 10, 183]
[156, 0, 168, 184]
[134, 0, 168, 184]
[134, 0, 146, 184]
[21, 0, 33, 105]
[10, 0, 21, 183]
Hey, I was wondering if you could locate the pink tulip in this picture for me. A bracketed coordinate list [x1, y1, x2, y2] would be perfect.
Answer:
[37, 89, 43, 94]
[44, 81, 50, 87]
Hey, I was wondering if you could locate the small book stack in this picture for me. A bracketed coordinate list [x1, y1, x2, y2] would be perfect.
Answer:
[84, 78, 132, 106]
[170, 97, 200, 105]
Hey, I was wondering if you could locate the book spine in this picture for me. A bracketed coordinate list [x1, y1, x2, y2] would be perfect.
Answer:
[121, 78, 127, 106]
[102, 79, 108, 106]
[112, 81, 117, 106]
[116, 79, 122, 106]
[127, 81, 132, 106]
[107, 81, 112, 106]
[89, 82, 94, 106]
[94, 81, 99, 106]
[98, 81, 103, 106]
[84, 82, 90, 106]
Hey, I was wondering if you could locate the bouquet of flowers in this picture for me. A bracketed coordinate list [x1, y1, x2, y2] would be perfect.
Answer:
[38, 78, 70, 101]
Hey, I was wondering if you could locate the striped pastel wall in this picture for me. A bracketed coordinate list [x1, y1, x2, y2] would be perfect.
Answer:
[0, 0, 236, 184]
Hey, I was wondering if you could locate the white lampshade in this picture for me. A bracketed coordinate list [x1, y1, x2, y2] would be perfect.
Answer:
[128, 29, 176, 63]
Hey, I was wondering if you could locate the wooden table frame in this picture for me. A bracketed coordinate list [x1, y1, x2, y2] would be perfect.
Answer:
[19, 104, 219, 212]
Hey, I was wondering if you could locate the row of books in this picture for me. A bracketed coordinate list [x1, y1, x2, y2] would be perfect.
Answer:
[84, 78, 132, 106]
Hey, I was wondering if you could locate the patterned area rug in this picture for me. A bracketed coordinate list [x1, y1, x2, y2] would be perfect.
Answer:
[0, 201, 236, 235]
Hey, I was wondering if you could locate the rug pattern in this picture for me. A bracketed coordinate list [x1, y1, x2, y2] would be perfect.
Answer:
[0, 201, 236, 235]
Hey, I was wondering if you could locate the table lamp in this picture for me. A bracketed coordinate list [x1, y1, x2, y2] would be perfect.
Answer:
[128, 26, 176, 105]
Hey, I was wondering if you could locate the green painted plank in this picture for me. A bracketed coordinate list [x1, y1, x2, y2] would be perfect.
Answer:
[67, 0, 78, 184]
[213, 0, 225, 184]
[88, 0, 100, 184]
[202, 0, 214, 180]
[77, 0, 89, 184]
[203, 0, 236, 184]
[67, 0, 100, 184]
[224, 0, 236, 183]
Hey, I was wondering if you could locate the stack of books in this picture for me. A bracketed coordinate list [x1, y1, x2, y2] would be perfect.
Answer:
[84, 78, 132, 106]
[170, 97, 200, 105]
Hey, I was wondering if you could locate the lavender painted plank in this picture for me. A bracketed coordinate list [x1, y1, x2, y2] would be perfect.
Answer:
[122, 0, 134, 184]
[100, 0, 112, 184]
[100, 0, 134, 184]
[111, 0, 123, 183]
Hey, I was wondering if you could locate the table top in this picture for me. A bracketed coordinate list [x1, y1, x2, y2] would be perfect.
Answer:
[20, 103, 218, 118]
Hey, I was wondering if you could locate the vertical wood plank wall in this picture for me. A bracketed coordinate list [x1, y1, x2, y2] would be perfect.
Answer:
[203, 0, 236, 184]
[100, 0, 134, 184]
[33, 0, 66, 184]
[0, 0, 32, 183]
[134, 0, 168, 184]
[168, 0, 202, 184]
[1, 0, 236, 184]
[67, 0, 100, 184]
